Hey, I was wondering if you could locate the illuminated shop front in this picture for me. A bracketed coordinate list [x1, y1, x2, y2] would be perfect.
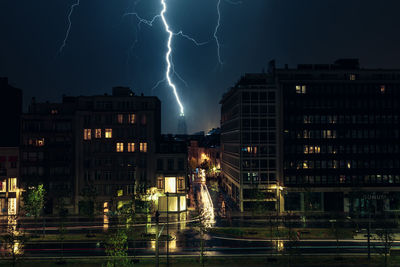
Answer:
[157, 176, 187, 212]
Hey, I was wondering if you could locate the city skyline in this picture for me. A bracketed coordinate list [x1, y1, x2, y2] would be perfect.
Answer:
[2, 0, 400, 133]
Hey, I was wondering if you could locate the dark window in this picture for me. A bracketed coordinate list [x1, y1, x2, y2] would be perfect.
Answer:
[167, 159, 174, 170]
[157, 159, 163, 171]
[178, 159, 184, 170]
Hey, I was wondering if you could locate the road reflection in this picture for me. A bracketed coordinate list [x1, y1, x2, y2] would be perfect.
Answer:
[199, 183, 215, 228]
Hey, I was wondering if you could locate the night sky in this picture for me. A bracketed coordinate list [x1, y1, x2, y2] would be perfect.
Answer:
[1, 0, 400, 133]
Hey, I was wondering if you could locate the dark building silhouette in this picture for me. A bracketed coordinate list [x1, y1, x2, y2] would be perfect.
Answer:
[0, 78, 22, 147]
[221, 59, 400, 214]
[177, 114, 187, 135]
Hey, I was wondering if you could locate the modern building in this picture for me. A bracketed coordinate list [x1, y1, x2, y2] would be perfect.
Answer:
[277, 59, 400, 216]
[20, 98, 76, 214]
[220, 74, 279, 212]
[0, 78, 22, 147]
[20, 87, 163, 214]
[220, 59, 400, 214]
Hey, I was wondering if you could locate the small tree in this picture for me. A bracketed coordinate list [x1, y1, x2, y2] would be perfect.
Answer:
[0, 215, 29, 267]
[23, 184, 45, 237]
[375, 222, 394, 267]
[200, 160, 210, 173]
[284, 213, 300, 265]
[104, 228, 131, 267]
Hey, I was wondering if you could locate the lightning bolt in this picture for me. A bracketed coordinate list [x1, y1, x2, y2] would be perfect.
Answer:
[214, 0, 223, 65]
[59, 0, 81, 53]
[160, 0, 184, 115]
[124, 1, 209, 115]
[214, 0, 242, 65]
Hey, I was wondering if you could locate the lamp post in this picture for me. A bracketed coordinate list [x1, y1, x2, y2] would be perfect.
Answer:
[155, 210, 160, 267]
[368, 199, 371, 259]
[166, 192, 169, 267]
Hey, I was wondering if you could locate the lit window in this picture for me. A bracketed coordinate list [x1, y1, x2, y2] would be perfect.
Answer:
[165, 177, 176, 193]
[117, 114, 123, 124]
[140, 142, 147, 152]
[8, 198, 16, 215]
[8, 178, 17, 192]
[128, 114, 136, 124]
[349, 74, 356, 81]
[178, 177, 185, 189]
[0, 180, 6, 192]
[116, 142, 124, 152]
[84, 129, 91, 140]
[51, 109, 58, 114]
[36, 138, 45, 147]
[128, 142, 135, 152]
[296, 85, 306, 94]
[105, 129, 112, 138]
[380, 85, 386, 94]
[95, 129, 102, 138]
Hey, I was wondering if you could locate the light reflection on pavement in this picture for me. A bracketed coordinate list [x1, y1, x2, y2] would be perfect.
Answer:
[198, 170, 216, 228]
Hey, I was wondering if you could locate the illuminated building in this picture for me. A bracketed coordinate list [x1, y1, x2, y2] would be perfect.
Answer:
[221, 59, 400, 214]
[155, 135, 188, 212]
[187, 128, 221, 175]
[0, 147, 20, 216]
[21, 87, 162, 214]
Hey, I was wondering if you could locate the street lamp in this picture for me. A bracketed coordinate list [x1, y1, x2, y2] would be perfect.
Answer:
[166, 192, 169, 267]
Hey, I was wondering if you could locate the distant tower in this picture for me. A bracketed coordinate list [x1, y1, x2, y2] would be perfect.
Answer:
[177, 113, 187, 135]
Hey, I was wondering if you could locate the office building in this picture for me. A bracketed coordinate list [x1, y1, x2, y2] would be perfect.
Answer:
[220, 59, 400, 214]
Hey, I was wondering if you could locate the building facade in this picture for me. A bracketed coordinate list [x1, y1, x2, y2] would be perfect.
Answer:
[0, 147, 20, 217]
[220, 59, 400, 214]
[20, 87, 163, 214]
[155, 135, 188, 213]
[220, 74, 279, 212]
[187, 129, 221, 176]
[278, 59, 400, 215]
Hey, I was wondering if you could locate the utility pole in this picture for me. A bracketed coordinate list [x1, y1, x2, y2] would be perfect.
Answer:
[166, 192, 169, 267]
[155, 210, 160, 267]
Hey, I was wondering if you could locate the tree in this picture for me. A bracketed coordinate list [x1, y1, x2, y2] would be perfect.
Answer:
[0, 215, 29, 267]
[23, 184, 45, 237]
[104, 228, 131, 267]
[200, 160, 210, 172]
[375, 222, 394, 267]
[118, 199, 138, 262]
[284, 212, 300, 266]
